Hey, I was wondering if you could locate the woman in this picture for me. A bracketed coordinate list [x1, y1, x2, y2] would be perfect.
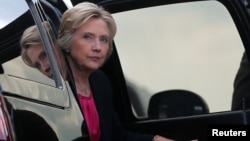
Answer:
[57, 2, 174, 141]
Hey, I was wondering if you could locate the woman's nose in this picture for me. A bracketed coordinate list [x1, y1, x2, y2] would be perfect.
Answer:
[92, 39, 101, 51]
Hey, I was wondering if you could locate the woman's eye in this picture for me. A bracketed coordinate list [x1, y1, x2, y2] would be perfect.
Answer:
[83, 34, 92, 40]
[40, 51, 47, 60]
[100, 37, 108, 43]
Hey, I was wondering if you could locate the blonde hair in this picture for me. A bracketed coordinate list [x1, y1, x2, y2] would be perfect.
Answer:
[20, 22, 55, 67]
[57, 2, 117, 58]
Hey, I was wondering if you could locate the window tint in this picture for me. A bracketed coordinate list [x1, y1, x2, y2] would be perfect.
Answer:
[113, 1, 244, 118]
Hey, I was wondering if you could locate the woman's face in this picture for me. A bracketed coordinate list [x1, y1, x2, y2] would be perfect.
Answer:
[27, 44, 53, 78]
[70, 18, 110, 72]
[26, 44, 68, 80]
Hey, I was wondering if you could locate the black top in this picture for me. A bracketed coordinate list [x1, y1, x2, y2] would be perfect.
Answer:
[232, 52, 250, 110]
[89, 70, 153, 141]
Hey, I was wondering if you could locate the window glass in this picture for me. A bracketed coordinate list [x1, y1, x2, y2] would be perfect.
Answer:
[2, 21, 65, 87]
[0, 1, 70, 107]
[113, 1, 244, 118]
[2, 56, 55, 86]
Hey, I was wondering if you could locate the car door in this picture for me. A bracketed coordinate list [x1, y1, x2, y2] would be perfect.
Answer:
[0, 1, 86, 141]
[71, 0, 250, 140]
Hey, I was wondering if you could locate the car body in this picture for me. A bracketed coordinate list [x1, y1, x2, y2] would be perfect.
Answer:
[1, 0, 250, 140]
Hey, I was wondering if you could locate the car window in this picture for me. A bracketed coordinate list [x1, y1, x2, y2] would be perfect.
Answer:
[1, 19, 63, 87]
[0, 0, 71, 107]
[1, 0, 66, 88]
[113, 1, 244, 118]
[2, 56, 55, 86]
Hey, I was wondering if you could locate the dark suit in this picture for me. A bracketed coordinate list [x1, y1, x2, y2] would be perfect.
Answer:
[232, 52, 250, 110]
[89, 70, 153, 141]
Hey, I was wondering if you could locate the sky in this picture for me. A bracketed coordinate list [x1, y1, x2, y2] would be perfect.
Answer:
[0, 0, 72, 28]
[0, 0, 28, 28]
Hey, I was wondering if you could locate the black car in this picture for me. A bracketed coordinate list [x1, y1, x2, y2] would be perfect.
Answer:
[1, 0, 250, 140]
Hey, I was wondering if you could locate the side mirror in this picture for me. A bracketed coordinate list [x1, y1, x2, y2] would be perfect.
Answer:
[148, 89, 209, 119]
